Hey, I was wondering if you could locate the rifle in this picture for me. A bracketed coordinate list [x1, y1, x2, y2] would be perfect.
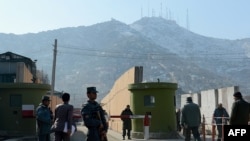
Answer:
[97, 111, 108, 141]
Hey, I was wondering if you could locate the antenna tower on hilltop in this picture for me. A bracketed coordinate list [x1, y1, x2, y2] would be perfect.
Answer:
[186, 9, 190, 30]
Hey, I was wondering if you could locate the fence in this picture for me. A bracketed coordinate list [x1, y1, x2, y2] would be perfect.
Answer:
[201, 114, 229, 141]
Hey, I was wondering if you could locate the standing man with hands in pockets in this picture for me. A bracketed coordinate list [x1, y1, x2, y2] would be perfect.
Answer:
[81, 87, 108, 141]
[181, 97, 202, 141]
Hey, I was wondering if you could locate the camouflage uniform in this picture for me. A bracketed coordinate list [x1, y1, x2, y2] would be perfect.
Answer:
[81, 101, 108, 141]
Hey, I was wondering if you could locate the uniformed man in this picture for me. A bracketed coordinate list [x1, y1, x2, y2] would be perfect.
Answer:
[36, 95, 52, 141]
[81, 87, 108, 141]
[120, 105, 133, 140]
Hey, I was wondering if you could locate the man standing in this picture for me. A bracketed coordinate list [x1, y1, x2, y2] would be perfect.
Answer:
[81, 87, 108, 141]
[176, 108, 181, 132]
[230, 91, 250, 125]
[51, 93, 74, 141]
[213, 103, 229, 141]
[120, 105, 133, 140]
[181, 97, 201, 141]
[36, 95, 52, 141]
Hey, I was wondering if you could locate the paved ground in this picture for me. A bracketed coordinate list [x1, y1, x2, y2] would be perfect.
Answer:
[4, 123, 214, 141]
[75, 124, 213, 141]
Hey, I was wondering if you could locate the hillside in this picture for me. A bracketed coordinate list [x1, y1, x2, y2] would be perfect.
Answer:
[0, 17, 249, 107]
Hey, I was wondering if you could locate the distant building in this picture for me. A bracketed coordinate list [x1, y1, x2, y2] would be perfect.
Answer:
[0, 51, 37, 83]
[0, 51, 51, 137]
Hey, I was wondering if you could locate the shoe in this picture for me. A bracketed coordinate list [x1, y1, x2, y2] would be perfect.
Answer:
[123, 136, 125, 140]
[128, 137, 131, 140]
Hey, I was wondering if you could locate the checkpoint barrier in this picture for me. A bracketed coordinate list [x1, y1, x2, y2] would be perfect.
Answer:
[73, 113, 82, 119]
[110, 114, 152, 140]
[201, 115, 229, 141]
[211, 116, 229, 141]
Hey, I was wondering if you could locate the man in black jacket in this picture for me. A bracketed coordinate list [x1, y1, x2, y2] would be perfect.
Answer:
[230, 92, 250, 125]
[120, 105, 133, 140]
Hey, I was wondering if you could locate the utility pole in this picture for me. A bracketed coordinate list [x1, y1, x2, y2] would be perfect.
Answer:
[51, 39, 57, 108]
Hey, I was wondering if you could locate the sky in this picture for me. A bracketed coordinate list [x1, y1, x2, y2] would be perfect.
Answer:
[0, 0, 250, 40]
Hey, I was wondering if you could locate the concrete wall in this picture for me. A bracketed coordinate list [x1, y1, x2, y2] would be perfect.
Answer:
[16, 62, 33, 83]
[101, 66, 142, 132]
[100, 64, 243, 137]
[49, 95, 63, 113]
[180, 86, 239, 134]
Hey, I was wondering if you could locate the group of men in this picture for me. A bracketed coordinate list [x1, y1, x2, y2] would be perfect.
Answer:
[36, 86, 249, 141]
[36, 92, 74, 141]
[36, 86, 133, 141]
[179, 91, 250, 141]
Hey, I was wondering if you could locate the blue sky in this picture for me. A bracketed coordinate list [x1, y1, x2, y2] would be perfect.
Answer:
[0, 0, 249, 39]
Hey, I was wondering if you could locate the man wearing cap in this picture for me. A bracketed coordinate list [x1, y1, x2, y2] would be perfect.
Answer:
[120, 105, 133, 140]
[36, 95, 52, 141]
[230, 91, 250, 125]
[181, 97, 201, 141]
[81, 87, 108, 141]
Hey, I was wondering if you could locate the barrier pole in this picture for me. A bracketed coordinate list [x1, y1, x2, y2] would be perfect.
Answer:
[212, 117, 215, 141]
[143, 113, 150, 140]
[202, 115, 206, 141]
[222, 115, 224, 141]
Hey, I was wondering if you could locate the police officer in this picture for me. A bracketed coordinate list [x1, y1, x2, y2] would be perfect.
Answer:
[81, 87, 108, 141]
[36, 95, 52, 141]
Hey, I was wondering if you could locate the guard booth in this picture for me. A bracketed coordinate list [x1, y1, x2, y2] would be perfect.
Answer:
[128, 82, 179, 139]
[0, 83, 51, 137]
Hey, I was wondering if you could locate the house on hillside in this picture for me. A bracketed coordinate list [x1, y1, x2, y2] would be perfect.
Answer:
[0, 51, 37, 83]
[0, 51, 51, 137]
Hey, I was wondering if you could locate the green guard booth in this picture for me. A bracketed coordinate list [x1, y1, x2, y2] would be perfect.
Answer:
[128, 82, 180, 139]
[0, 83, 51, 137]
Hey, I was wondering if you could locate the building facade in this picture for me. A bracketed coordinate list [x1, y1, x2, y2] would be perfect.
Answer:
[0, 52, 52, 136]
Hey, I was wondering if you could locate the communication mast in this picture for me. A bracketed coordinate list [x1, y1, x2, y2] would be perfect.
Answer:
[186, 9, 190, 30]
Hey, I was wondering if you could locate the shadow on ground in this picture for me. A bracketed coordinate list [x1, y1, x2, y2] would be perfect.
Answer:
[71, 130, 87, 141]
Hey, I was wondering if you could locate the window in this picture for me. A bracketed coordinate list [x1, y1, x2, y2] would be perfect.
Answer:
[144, 95, 155, 106]
[10, 95, 22, 107]
[0, 74, 16, 83]
[6, 55, 10, 60]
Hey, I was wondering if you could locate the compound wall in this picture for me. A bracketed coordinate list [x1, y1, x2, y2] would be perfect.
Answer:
[180, 86, 239, 134]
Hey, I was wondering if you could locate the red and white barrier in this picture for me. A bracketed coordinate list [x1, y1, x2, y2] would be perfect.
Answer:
[143, 114, 150, 140]
[110, 115, 151, 119]
[110, 114, 152, 140]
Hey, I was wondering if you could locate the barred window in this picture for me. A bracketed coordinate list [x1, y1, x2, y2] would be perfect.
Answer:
[10, 94, 22, 107]
[144, 95, 155, 107]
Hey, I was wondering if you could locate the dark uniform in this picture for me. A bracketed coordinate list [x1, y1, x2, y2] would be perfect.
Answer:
[120, 105, 133, 140]
[81, 100, 108, 141]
